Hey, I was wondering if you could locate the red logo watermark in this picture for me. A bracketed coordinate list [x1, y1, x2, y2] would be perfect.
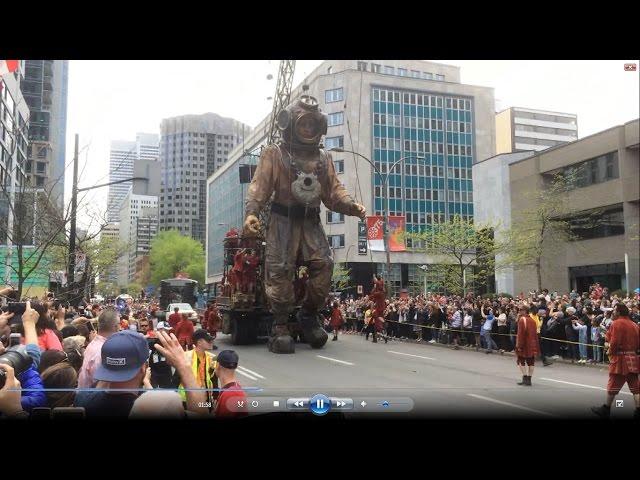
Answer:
[624, 63, 637, 71]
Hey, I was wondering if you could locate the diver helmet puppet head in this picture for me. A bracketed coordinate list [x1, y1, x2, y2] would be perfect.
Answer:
[276, 90, 329, 208]
[275, 91, 328, 153]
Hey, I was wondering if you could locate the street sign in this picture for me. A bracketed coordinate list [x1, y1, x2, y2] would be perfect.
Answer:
[358, 239, 367, 255]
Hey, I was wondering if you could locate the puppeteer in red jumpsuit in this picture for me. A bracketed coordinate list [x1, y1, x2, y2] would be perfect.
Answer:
[515, 307, 540, 386]
[591, 303, 640, 419]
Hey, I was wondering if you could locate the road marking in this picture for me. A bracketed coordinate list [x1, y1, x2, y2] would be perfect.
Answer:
[467, 394, 555, 417]
[237, 366, 265, 379]
[316, 355, 354, 366]
[387, 351, 436, 361]
[539, 377, 633, 396]
[236, 369, 258, 381]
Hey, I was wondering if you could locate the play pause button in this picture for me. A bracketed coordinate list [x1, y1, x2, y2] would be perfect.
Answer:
[331, 398, 354, 411]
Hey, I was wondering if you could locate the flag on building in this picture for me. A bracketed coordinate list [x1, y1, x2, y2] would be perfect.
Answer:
[388, 216, 406, 252]
[0, 60, 20, 76]
[366, 216, 385, 251]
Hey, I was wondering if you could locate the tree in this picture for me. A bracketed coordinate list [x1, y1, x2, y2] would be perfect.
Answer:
[499, 170, 595, 291]
[149, 230, 205, 286]
[331, 263, 351, 292]
[126, 282, 143, 296]
[48, 235, 128, 298]
[407, 215, 498, 296]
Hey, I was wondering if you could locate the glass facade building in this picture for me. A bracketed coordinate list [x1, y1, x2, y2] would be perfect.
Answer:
[206, 153, 259, 282]
[371, 88, 475, 291]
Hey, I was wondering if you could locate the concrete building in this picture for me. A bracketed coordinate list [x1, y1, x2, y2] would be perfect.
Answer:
[206, 60, 495, 293]
[475, 119, 639, 295]
[496, 107, 578, 154]
[21, 60, 69, 212]
[473, 151, 536, 294]
[159, 113, 250, 245]
[107, 133, 159, 222]
[117, 193, 158, 286]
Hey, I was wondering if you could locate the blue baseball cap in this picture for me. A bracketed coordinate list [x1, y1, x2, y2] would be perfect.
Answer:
[94, 330, 150, 382]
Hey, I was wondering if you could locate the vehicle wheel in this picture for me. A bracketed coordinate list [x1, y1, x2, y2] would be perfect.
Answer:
[221, 312, 232, 335]
[231, 315, 258, 345]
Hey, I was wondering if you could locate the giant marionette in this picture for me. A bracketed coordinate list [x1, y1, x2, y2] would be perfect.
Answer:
[243, 94, 366, 353]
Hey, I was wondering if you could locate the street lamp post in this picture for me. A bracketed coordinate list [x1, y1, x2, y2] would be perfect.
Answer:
[67, 134, 148, 304]
[329, 148, 425, 290]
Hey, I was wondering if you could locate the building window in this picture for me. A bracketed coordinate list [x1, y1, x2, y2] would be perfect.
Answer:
[325, 136, 344, 150]
[325, 88, 343, 103]
[568, 206, 625, 240]
[435, 74, 445, 81]
[357, 61, 368, 71]
[327, 234, 345, 248]
[411, 70, 420, 78]
[326, 211, 345, 223]
[559, 151, 620, 189]
[383, 65, 395, 75]
[371, 63, 381, 73]
[398, 68, 407, 77]
[333, 159, 344, 173]
[328, 111, 344, 126]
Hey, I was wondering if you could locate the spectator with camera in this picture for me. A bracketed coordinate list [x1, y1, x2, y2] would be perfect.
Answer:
[0, 301, 47, 414]
[77, 309, 119, 388]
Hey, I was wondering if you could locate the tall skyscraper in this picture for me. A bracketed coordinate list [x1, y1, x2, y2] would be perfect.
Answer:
[159, 113, 250, 244]
[117, 192, 158, 286]
[206, 60, 495, 294]
[21, 60, 69, 212]
[106, 133, 159, 222]
[495, 106, 578, 154]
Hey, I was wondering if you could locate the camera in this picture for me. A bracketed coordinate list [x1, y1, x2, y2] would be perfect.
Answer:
[0, 347, 33, 388]
[4, 302, 26, 315]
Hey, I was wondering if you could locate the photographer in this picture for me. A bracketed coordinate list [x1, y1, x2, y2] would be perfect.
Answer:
[0, 364, 28, 419]
[0, 301, 47, 413]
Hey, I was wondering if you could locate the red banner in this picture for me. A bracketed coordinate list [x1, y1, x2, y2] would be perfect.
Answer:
[366, 216, 385, 251]
[0, 60, 19, 76]
[388, 216, 406, 252]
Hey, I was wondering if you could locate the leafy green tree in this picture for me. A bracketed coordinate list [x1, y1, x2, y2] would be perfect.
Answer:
[149, 230, 205, 286]
[499, 171, 595, 291]
[407, 215, 498, 296]
[331, 263, 351, 292]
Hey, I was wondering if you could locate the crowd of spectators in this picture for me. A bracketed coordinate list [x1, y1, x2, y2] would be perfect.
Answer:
[323, 283, 640, 365]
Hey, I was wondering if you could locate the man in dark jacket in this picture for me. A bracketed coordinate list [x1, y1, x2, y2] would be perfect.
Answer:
[563, 307, 580, 361]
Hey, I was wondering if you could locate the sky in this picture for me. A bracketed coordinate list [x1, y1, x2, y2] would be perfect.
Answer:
[63, 60, 639, 229]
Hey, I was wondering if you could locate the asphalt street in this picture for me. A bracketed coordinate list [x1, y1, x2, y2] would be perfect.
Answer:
[212, 331, 637, 420]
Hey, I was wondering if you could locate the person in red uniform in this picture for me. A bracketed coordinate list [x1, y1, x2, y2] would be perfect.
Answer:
[592, 303, 640, 419]
[330, 301, 344, 341]
[214, 350, 248, 418]
[231, 249, 246, 293]
[168, 307, 182, 329]
[242, 249, 260, 294]
[515, 304, 539, 386]
[175, 313, 195, 351]
[205, 303, 220, 350]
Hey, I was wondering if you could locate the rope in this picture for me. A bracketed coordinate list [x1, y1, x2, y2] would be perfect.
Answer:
[379, 319, 614, 349]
